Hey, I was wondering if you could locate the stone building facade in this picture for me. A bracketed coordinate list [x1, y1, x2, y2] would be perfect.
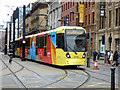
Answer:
[48, 1, 61, 30]
[25, 2, 48, 35]
[96, 2, 120, 54]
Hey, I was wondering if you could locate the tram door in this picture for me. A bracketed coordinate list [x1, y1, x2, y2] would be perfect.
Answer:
[44, 35, 47, 56]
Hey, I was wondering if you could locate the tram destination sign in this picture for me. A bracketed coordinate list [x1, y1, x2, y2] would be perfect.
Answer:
[66, 29, 85, 35]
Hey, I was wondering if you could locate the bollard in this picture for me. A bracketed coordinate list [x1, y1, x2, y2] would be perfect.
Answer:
[110, 67, 116, 90]
[87, 57, 90, 68]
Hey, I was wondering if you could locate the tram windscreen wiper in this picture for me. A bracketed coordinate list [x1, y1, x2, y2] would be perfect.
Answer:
[67, 45, 77, 55]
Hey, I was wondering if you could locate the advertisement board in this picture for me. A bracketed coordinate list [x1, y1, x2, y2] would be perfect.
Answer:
[79, 4, 84, 23]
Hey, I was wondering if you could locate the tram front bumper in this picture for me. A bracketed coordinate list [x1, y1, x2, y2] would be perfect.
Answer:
[66, 59, 86, 66]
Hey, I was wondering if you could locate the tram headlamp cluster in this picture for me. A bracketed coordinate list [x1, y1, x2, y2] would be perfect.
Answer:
[66, 53, 71, 58]
[82, 53, 86, 58]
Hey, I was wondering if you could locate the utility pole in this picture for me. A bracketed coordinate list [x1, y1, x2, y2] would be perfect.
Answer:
[9, 22, 11, 50]
[22, 5, 26, 61]
[89, 29, 91, 62]
[13, 12, 15, 57]
[4, 27, 8, 55]
[109, 33, 112, 51]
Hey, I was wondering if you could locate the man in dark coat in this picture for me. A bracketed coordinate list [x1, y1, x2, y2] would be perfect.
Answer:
[93, 49, 97, 61]
[113, 50, 118, 66]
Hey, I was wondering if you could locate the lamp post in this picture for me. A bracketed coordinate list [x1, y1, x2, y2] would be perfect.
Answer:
[22, 5, 26, 61]
[4, 22, 10, 55]
[109, 33, 112, 51]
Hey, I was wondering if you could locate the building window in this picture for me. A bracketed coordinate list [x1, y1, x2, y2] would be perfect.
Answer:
[73, 0, 74, 6]
[100, 17, 105, 29]
[70, 1, 72, 7]
[92, 0, 95, 5]
[66, 3, 67, 10]
[86, 2, 87, 8]
[119, 8, 120, 26]
[116, 8, 118, 26]
[92, 12, 94, 24]
[89, 14, 90, 24]
[68, 2, 69, 9]
[89, 1, 91, 7]
[109, 11, 111, 27]
[102, 17, 105, 29]
[62, 5, 63, 12]
[85, 15, 87, 25]
[70, 13, 71, 21]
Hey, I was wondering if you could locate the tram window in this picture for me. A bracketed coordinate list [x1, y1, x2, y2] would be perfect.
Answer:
[17, 41, 19, 48]
[20, 40, 22, 48]
[56, 34, 64, 50]
[15, 41, 18, 49]
[25, 38, 30, 48]
[36, 36, 44, 48]
[36, 36, 39, 48]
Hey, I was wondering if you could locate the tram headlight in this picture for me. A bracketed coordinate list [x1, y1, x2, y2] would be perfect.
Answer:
[66, 53, 71, 58]
[82, 53, 86, 58]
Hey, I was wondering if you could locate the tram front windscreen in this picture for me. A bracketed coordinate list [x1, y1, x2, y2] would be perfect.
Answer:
[65, 29, 86, 52]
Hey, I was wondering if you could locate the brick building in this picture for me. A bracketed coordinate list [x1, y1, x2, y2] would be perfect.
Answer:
[61, 1, 76, 26]
[83, 1, 97, 54]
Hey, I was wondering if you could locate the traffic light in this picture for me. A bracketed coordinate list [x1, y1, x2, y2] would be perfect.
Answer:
[102, 35, 105, 45]
[64, 17, 69, 26]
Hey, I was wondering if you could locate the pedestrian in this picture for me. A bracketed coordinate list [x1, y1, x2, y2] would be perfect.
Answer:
[108, 50, 111, 60]
[8, 49, 13, 64]
[109, 50, 113, 64]
[107, 50, 111, 64]
[97, 50, 100, 60]
[105, 50, 108, 65]
[112, 50, 118, 66]
[93, 49, 97, 61]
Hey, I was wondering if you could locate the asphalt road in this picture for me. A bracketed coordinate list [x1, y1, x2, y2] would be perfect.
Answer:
[0, 52, 119, 89]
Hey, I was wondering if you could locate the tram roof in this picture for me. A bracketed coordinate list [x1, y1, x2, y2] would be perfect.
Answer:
[19, 26, 85, 40]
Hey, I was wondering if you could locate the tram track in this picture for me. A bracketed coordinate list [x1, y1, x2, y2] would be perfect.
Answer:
[2, 55, 69, 88]
[2, 55, 118, 88]
[1, 58, 28, 90]
[2, 55, 24, 76]
[69, 68, 119, 86]
[73, 69, 90, 89]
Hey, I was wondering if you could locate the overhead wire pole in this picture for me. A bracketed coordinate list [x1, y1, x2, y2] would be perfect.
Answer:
[9, 22, 11, 50]
[22, 5, 26, 61]
[89, 29, 91, 67]
[13, 12, 15, 57]
[4, 27, 8, 55]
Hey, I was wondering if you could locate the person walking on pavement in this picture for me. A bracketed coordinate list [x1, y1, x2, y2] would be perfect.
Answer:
[93, 49, 97, 61]
[113, 50, 118, 66]
[97, 50, 100, 60]
[105, 50, 108, 65]
[118, 50, 120, 66]
[8, 49, 13, 64]
[109, 50, 113, 64]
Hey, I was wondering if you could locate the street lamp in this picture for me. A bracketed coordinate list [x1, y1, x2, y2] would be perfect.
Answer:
[4, 22, 10, 55]
[109, 33, 112, 51]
